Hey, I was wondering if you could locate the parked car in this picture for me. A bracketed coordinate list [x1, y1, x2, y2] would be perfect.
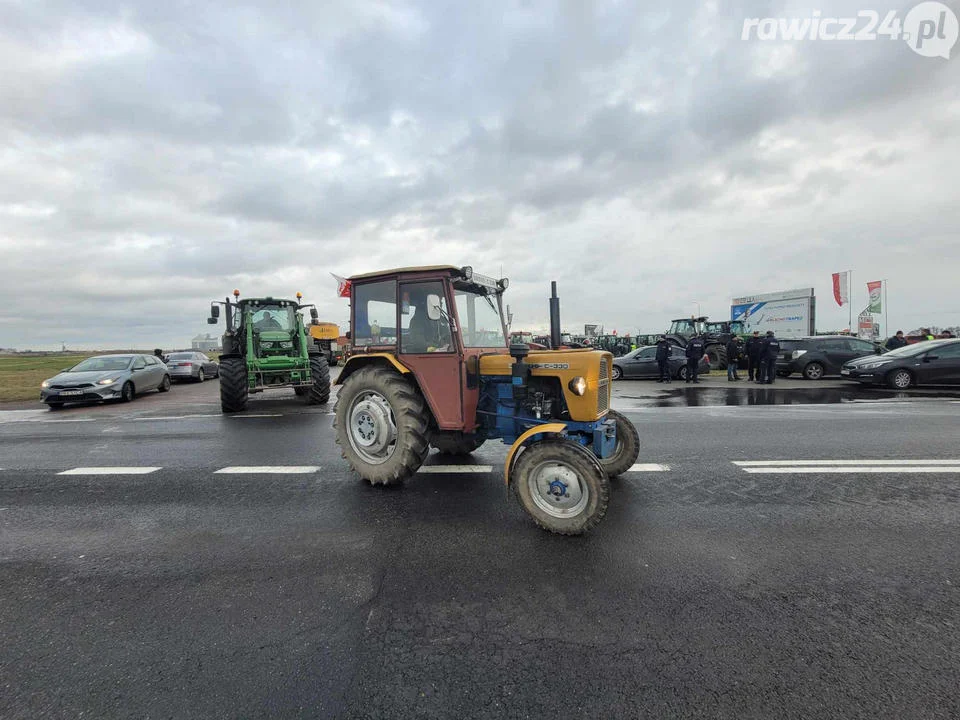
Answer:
[841, 339, 960, 388]
[775, 335, 880, 380]
[165, 352, 219, 382]
[612, 345, 710, 381]
[40, 354, 171, 408]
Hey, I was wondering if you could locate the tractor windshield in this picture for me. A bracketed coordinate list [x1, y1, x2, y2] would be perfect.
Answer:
[668, 320, 696, 337]
[250, 305, 296, 332]
[453, 282, 507, 348]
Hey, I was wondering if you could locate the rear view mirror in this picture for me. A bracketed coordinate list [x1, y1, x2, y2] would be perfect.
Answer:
[207, 317, 218, 324]
[310, 308, 318, 320]
[210, 305, 220, 318]
[426, 294, 442, 322]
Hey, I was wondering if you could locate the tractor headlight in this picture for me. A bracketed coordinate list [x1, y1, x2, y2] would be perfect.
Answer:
[568, 376, 587, 396]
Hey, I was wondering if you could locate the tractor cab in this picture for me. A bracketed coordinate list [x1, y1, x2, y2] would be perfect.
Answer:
[333, 265, 640, 535]
[667, 317, 707, 338]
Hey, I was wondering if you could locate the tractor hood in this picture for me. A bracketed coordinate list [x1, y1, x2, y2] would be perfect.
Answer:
[258, 331, 292, 342]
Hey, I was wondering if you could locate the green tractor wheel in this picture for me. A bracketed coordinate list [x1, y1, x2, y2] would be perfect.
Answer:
[307, 353, 331, 404]
[219, 357, 249, 413]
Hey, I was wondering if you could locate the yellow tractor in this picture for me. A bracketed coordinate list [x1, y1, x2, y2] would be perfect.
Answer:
[308, 321, 342, 366]
[333, 265, 640, 535]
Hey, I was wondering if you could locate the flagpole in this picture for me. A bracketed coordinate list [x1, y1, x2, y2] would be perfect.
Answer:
[848, 269, 853, 334]
[883, 278, 888, 338]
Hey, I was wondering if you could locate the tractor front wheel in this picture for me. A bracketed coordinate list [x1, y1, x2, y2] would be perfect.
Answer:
[219, 357, 249, 413]
[334, 366, 430, 485]
[706, 344, 727, 368]
[598, 409, 640, 477]
[307, 353, 331, 404]
[513, 440, 610, 535]
[431, 431, 484, 456]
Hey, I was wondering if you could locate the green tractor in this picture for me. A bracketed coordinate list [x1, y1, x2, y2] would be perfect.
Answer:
[207, 290, 331, 413]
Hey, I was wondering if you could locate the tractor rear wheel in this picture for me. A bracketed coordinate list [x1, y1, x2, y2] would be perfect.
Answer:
[293, 386, 309, 396]
[219, 357, 249, 413]
[334, 366, 430, 485]
[513, 439, 610, 535]
[598, 409, 640, 477]
[431, 431, 484, 455]
[706, 344, 726, 368]
[307, 353, 331, 404]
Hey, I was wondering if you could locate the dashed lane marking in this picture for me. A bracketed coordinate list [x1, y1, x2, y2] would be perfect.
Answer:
[132, 414, 222, 421]
[734, 459, 960, 466]
[418, 465, 493, 473]
[231, 414, 283, 418]
[742, 466, 960, 474]
[629, 463, 671, 472]
[214, 466, 321, 474]
[58, 467, 162, 475]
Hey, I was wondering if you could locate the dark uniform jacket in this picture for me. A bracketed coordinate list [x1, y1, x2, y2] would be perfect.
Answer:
[655, 340, 671, 363]
[725, 339, 741, 362]
[761, 335, 781, 360]
[885, 336, 907, 350]
[685, 337, 705, 360]
[745, 336, 763, 360]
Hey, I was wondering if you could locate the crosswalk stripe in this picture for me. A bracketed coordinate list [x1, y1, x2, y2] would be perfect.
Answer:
[58, 467, 161, 475]
[214, 466, 321, 474]
[734, 459, 960, 466]
[743, 466, 960, 474]
[418, 465, 493, 473]
[628, 463, 671, 472]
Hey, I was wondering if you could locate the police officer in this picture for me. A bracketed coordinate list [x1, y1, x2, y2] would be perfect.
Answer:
[656, 336, 672, 383]
[761, 330, 781, 385]
[745, 330, 762, 381]
[685, 334, 705, 383]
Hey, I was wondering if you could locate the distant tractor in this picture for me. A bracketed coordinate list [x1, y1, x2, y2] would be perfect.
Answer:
[663, 316, 743, 367]
[308, 321, 342, 366]
[207, 290, 330, 413]
[333, 267, 640, 535]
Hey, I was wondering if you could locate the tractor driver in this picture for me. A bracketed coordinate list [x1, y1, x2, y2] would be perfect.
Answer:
[255, 310, 283, 331]
[405, 292, 452, 353]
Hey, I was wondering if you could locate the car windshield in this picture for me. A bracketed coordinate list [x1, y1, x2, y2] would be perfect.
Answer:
[166, 353, 195, 360]
[882, 341, 950, 358]
[453, 282, 507, 348]
[70, 356, 133, 372]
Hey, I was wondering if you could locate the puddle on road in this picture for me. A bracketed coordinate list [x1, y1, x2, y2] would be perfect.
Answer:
[626, 386, 960, 408]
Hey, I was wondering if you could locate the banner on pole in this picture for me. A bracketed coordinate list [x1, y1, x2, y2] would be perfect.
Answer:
[832, 272, 849, 307]
[867, 280, 882, 313]
[331, 273, 352, 298]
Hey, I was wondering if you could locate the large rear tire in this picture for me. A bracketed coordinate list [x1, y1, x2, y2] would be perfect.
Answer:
[706, 344, 726, 368]
[598, 409, 640, 477]
[513, 440, 610, 535]
[307, 353, 331, 404]
[219, 357, 249, 413]
[334, 366, 430, 485]
[431, 431, 484, 455]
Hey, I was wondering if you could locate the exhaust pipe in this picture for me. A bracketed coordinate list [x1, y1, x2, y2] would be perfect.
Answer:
[549, 281, 561, 349]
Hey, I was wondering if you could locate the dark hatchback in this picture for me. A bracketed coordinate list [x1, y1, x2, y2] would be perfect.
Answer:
[842, 339, 960, 388]
[775, 335, 880, 380]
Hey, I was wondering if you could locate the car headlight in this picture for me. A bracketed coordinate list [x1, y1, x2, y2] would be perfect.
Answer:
[568, 376, 587, 396]
[97, 377, 119, 385]
[859, 360, 890, 371]
[791, 350, 807, 359]
[41, 380, 51, 388]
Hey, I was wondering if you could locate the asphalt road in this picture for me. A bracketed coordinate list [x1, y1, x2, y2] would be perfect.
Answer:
[1, 379, 959, 719]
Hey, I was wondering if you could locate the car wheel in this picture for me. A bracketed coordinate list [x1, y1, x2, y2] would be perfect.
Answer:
[158, 375, 171, 393]
[197, 368, 205, 383]
[612, 365, 623, 381]
[802, 362, 825, 380]
[676, 366, 688, 381]
[121, 381, 135, 403]
[887, 369, 913, 389]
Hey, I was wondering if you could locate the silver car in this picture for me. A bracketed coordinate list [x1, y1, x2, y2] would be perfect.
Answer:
[40, 354, 171, 408]
[164, 352, 219, 382]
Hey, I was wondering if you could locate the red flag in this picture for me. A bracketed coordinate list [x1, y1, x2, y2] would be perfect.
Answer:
[331, 273, 351, 298]
[832, 271, 848, 307]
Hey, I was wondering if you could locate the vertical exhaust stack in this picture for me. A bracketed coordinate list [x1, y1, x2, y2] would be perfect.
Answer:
[549, 281, 561, 349]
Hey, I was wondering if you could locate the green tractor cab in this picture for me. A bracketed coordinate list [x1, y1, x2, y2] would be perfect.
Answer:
[208, 291, 330, 412]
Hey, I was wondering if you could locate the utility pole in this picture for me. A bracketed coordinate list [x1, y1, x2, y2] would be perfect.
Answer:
[883, 278, 888, 338]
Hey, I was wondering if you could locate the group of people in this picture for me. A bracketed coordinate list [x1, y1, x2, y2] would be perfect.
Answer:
[651, 331, 783, 385]
[885, 328, 955, 350]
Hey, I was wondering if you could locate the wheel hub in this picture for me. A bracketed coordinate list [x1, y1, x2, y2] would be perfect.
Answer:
[529, 461, 588, 518]
[348, 392, 397, 464]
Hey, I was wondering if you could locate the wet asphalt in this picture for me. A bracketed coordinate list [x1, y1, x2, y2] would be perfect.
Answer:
[1, 377, 959, 718]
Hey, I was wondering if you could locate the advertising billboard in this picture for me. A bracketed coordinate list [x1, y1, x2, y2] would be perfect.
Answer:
[731, 288, 815, 338]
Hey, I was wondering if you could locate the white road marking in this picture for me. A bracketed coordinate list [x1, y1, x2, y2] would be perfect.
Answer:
[58, 467, 161, 475]
[231, 414, 283, 418]
[743, 466, 960, 474]
[132, 414, 222, 421]
[734, 459, 960, 466]
[418, 465, 493, 473]
[214, 466, 321, 474]
[628, 463, 671, 472]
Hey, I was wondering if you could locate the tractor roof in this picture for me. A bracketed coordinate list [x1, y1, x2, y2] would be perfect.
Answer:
[235, 297, 300, 306]
[348, 265, 460, 281]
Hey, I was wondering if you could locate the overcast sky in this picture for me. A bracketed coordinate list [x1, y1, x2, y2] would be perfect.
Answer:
[1, 0, 958, 350]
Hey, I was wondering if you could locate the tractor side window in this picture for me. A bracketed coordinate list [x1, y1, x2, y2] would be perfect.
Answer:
[354, 280, 397, 347]
[400, 281, 453, 354]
